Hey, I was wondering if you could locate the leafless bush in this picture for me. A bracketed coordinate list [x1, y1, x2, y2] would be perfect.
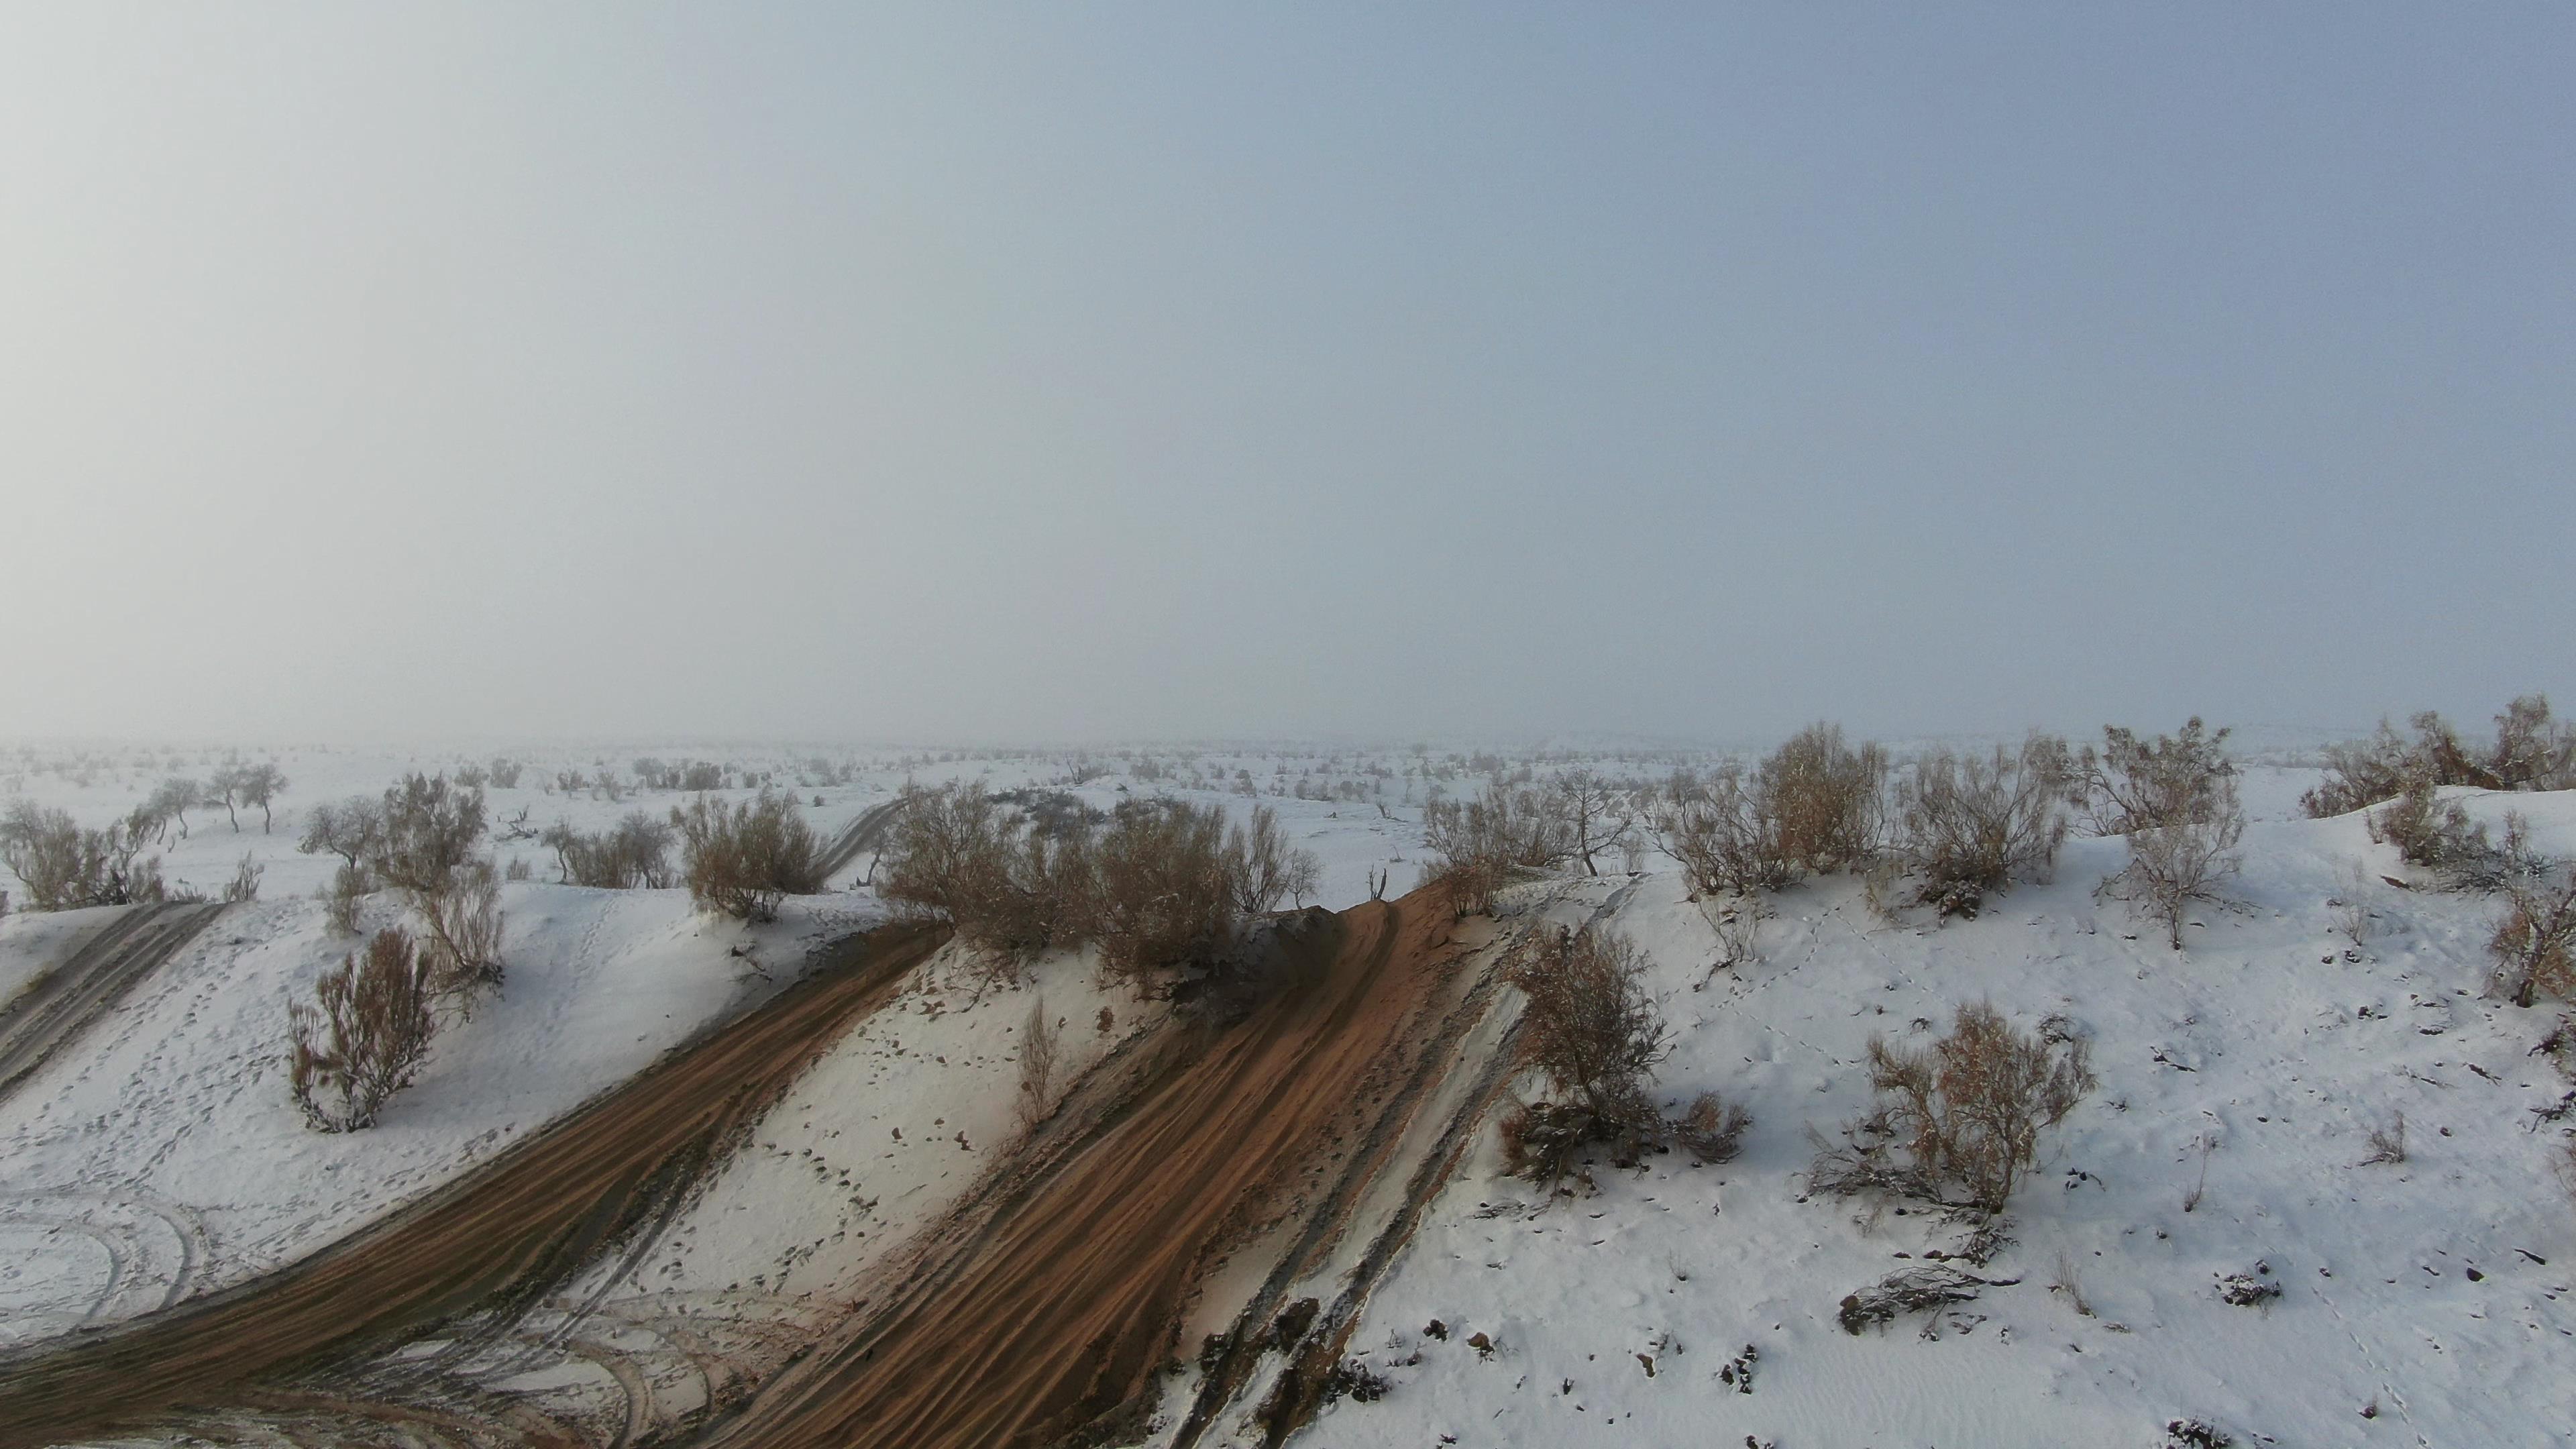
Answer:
[1506, 924, 1668, 1129]
[455, 761, 490, 790]
[2100, 773, 2245, 951]
[1091, 798, 1234, 983]
[1017, 995, 1059, 1131]
[1423, 779, 1575, 910]
[881, 783, 1095, 973]
[2306, 695, 2576, 818]
[1674, 1090, 1752, 1163]
[2491, 853, 2576, 1008]
[289, 928, 437, 1132]
[1811, 1000, 2094, 1212]
[1654, 765, 1793, 897]
[2070, 718, 2235, 837]
[417, 857, 505, 996]
[486, 757, 524, 789]
[543, 811, 678, 889]
[0, 803, 166, 910]
[1225, 804, 1322, 913]
[504, 856, 533, 882]
[370, 775, 488, 896]
[2367, 775, 2492, 871]
[2360, 1112, 2408, 1165]
[671, 790, 824, 922]
[1894, 736, 2072, 919]
[299, 796, 384, 872]
[2330, 861, 2376, 950]
[325, 863, 368, 934]
[2050, 1250, 2095, 1318]
[1552, 769, 1643, 877]
[222, 854, 264, 904]
[1764, 723, 1887, 873]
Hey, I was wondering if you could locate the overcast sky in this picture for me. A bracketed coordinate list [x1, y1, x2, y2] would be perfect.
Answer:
[3, 5, 2569, 747]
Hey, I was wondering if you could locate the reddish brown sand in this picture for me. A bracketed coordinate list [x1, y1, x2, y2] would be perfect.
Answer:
[696, 895, 1462, 1449]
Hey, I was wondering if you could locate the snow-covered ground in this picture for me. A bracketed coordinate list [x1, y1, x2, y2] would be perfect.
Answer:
[1313, 789, 2576, 1449]
[0, 885, 874, 1348]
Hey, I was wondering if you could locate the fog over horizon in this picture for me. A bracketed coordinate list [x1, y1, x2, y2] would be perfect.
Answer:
[4, 7, 2569, 748]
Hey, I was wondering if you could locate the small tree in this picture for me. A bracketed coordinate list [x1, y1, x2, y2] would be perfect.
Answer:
[1552, 769, 1642, 877]
[1224, 804, 1322, 914]
[290, 928, 437, 1131]
[148, 777, 201, 841]
[299, 796, 385, 873]
[1813, 1001, 2094, 1212]
[2070, 718, 2235, 837]
[235, 763, 288, 833]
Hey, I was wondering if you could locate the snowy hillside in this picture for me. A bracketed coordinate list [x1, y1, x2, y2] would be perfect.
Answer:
[1310, 791, 2576, 1448]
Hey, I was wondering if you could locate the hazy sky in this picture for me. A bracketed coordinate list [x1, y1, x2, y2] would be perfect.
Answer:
[4, 6, 2569, 746]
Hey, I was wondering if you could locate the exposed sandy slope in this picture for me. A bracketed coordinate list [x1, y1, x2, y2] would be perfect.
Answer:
[698, 894, 1475, 1449]
[0, 921, 944, 1449]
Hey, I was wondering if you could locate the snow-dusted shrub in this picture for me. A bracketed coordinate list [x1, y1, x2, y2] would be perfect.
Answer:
[1422, 779, 1574, 914]
[670, 790, 823, 922]
[0, 802, 165, 910]
[1894, 735, 2071, 918]
[290, 927, 437, 1132]
[324, 863, 368, 934]
[1654, 764, 1793, 897]
[2491, 853, 2576, 1008]
[1835, 1265, 1995, 1335]
[1762, 722, 1887, 874]
[370, 774, 488, 896]
[1811, 1000, 2094, 1212]
[419, 857, 505, 996]
[1091, 798, 1234, 983]
[1674, 1089, 1752, 1164]
[881, 782, 1093, 971]
[2367, 775, 2491, 872]
[221, 853, 264, 904]
[453, 761, 490, 790]
[2100, 770, 2245, 951]
[2069, 717, 2235, 837]
[486, 757, 524, 789]
[1224, 804, 1321, 914]
[2305, 694, 2576, 818]
[542, 811, 677, 889]
[1505, 924, 1669, 1131]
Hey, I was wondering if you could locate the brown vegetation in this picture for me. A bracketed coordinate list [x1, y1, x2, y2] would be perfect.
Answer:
[1894, 735, 2071, 919]
[1811, 1000, 2094, 1212]
[671, 790, 824, 922]
[288, 928, 437, 1132]
[2304, 694, 2576, 818]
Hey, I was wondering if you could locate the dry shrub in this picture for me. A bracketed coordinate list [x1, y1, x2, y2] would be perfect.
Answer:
[1894, 735, 2071, 919]
[1225, 804, 1321, 914]
[1763, 723, 1886, 874]
[2099, 757, 2245, 951]
[1422, 780, 1574, 913]
[1674, 1090, 1752, 1164]
[370, 775, 487, 896]
[543, 811, 677, 889]
[290, 928, 437, 1132]
[0, 802, 166, 910]
[1811, 1000, 2094, 1212]
[2306, 694, 2576, 818]
[2360, 1112, 2408, 1165]
[1091, 798, 1234, 983]
[1016, 995, 1059, 1131]
[222, 853, 264, 904]
[1654, 764, 1792, 897]
[2492, 853, 2576, 1008]
[1837, 1264, 1995, 1335]
[325, 863, 368, 934]
[418, 857, 505, 996]
[1506, 925, 1668, 1129]
[671, 790, 823, 922]
[2070, 718, 2235, 837]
